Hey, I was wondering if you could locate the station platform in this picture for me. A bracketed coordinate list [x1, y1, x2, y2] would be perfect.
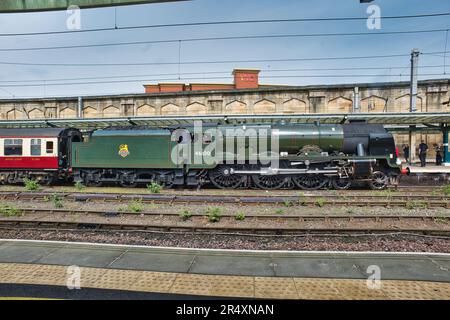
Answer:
[0, 240, 449, 300]
[401, 165, 450, 185]
[407, 165, 450, 174]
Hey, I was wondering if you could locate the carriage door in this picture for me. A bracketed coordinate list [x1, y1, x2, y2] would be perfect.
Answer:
[59, 130, 83, 168]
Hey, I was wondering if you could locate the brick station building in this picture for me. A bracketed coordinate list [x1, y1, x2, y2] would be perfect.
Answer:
[0, 68, 449, 159]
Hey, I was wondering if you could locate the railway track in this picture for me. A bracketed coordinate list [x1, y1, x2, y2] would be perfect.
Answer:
[0, 219, 448, 236]
[3, 207, 450, 220]
[0, 191, 449, 208]
[0, 208, 449, 236]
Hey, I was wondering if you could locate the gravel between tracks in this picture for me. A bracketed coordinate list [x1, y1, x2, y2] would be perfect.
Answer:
[2, 199, 450, 217]
[0, 229, 448, 253]
[1, 201, 450, 231]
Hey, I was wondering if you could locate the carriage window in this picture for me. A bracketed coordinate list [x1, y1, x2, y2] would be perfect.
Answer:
[4, 139, 23, 156]
[31, 139, 41, 156]
[46, 141, 54, 154]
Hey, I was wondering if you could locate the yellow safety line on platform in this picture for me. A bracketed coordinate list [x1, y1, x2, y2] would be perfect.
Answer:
[0, 263, 448, 300]
[0, 298, 60, 300]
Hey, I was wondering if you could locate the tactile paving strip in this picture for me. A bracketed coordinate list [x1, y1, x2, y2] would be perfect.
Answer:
[294, 278, 342, 300]
[0, 263, 448, 300]
[0, 263, 67, 286]
[128, 271, 177, 294]
[255, 277, 298, 299]
[170, 274, 255, 298]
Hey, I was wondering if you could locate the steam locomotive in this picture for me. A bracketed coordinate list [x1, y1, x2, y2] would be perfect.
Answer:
[0, 122, 403, 190]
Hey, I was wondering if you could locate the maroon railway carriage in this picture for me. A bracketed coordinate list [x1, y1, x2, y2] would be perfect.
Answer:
[0, 128, 82, 184]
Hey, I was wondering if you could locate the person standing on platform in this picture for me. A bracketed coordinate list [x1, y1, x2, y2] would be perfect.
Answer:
[435, 144, 443, 166]
[403, 144, 410, 165]
[418, 141, 428, 167]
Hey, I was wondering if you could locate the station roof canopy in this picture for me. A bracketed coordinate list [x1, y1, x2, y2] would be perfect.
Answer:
[0, 112, 449, 130]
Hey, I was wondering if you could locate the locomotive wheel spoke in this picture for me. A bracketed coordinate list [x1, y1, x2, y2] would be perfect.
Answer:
[252, 175, 287, 190]
[370, 171, 389, 190]
[209, 166, 245, 189]
[293, 174, 328, 190]
[332, 177, 351, 190]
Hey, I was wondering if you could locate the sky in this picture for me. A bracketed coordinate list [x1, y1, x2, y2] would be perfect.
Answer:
[0, 0, 449, 98]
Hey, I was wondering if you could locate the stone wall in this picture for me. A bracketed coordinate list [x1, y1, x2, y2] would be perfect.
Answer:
[1, 79, 449, 119]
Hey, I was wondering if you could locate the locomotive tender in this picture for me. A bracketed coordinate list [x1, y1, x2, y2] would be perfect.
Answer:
[0, 121, 402, 190]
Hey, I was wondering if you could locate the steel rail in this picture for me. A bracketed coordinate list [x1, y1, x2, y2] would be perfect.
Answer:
[0, 191, 448, 208]
[0, 190, 448, 199]
[3, 207, 450, 220]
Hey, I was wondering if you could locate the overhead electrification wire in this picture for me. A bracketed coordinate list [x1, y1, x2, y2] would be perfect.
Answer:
[0, 65, 445, 84]
[2, 51, 447, 68]
[0, 28, 448, 51]
[0, 11, 449, 37]
[0, 53, 414, 67]
[0, 87, 15, 97]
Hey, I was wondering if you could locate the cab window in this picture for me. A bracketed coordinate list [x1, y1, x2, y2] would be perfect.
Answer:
[31, 139, 42, 156]
[46, 141, 54, 154]
[4, 139, 23, 156]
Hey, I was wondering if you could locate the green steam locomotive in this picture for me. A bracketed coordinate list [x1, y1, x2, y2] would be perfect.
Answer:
[71, 122, 402, 190]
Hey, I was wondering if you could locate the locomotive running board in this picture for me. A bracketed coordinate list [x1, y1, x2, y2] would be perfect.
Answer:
[229, 168, 338, 176]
